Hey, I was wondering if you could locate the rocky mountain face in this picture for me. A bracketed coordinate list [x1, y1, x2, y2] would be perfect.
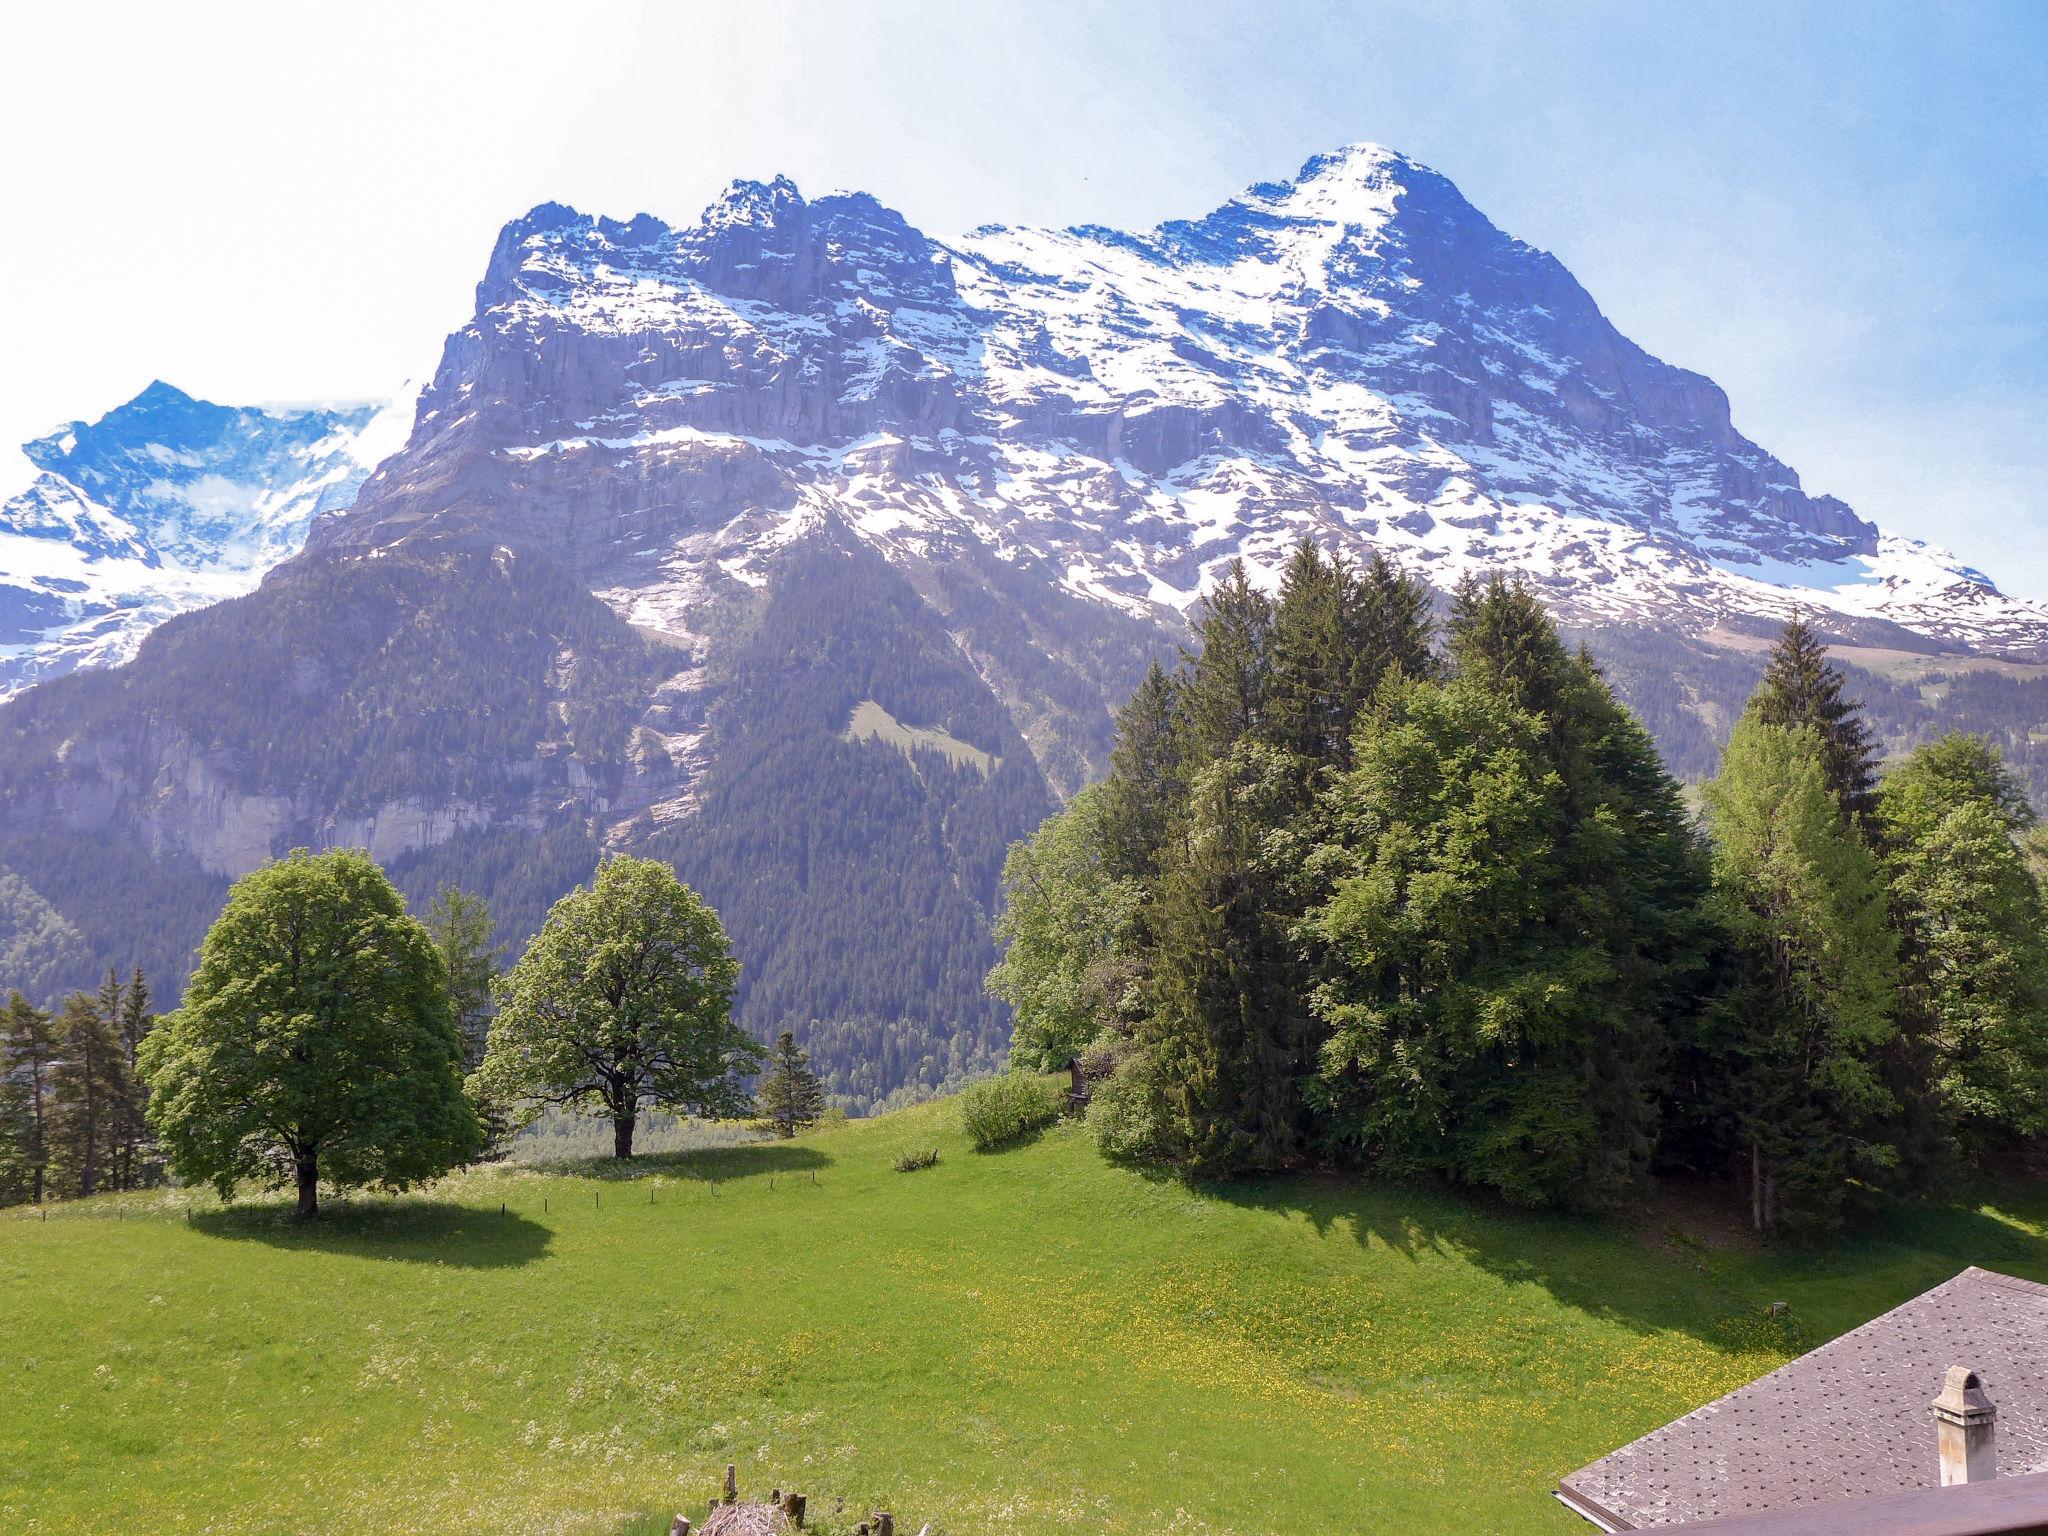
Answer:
[316, 143, 2048, 661]
[0, 382, 410, 697]
[5, 143, 2047, 1104]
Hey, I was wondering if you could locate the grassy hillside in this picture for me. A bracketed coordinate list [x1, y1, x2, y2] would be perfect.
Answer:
[6, 1097, 2048, 1535]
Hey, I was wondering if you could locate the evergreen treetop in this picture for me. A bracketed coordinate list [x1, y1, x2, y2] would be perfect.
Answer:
[1752, 617, 1880, 817]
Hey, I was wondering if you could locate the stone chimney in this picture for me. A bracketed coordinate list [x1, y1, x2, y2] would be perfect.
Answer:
[1932, 1364, 1997, 1485]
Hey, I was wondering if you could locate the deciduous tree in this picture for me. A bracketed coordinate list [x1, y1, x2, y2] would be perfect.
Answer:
[476, 856, 758, 1158]
[139, 849, 478, 1217]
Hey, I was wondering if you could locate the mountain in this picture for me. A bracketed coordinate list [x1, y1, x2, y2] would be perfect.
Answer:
[0, 381, 410, 698]
[310, 145, 2048, 661]
[5, 143, 2048, 1104]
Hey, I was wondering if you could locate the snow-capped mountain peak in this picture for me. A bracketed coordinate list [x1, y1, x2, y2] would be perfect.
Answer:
[13, 144, 2048, 713]
[0, 382, 413, 698]
[305, 144, 2043, 662]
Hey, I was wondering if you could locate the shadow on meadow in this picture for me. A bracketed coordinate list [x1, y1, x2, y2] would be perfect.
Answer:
[190, 1199, 553, 1268]
[1196, 1167, 2048, 1354]
[525, 1139, 836, 1183]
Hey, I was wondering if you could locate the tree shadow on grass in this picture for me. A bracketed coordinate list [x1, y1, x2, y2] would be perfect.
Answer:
[524, 1139, 835, 1183]
[190, 1198, 552, 1269]
[1193, 1166, 2048, 1356]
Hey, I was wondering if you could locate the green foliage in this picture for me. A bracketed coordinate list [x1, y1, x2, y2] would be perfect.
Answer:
[1141, 741, 1313, 1173]
[958, 1071, 1068, 1150]
[1751, 617, 1881, 818]
[892, 1146, 940, 1172]
[476, 855, 759, 1158]
[0, 872, 89, 1001]
[1701, 716, 1901, 1231]
[986, 783, 1143, 1071]
[1085, 1047, 1171, 1163]
[0, 991, 56, 1205]
[425, 885, 500, 1073]
[647, 534, 1057, 1111]
[1303, 602, 1710, 1211]
[139, 849, 479, 1216]
[48, 991, 133, 1199]
[1122, 544, 1438, 1175]
[1879, 734, 2048, 1147]
[756, 1030, 828, 1139]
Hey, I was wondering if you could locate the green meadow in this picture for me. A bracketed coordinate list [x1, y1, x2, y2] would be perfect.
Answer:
[6, 1096, 2046, 1535]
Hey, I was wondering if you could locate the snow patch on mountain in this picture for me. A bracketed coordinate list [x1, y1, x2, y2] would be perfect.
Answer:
[0, 382, 414, 698]
[315, 141, 2048, 662]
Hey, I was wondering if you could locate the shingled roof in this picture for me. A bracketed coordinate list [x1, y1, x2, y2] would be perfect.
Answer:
[1558, 1267, 2048, 1530]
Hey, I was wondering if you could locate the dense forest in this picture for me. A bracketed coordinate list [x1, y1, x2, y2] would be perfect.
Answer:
[5, 524, 2048, 1127]
[991, 542, 2048, 1231]
[649, 535, 1058, 1107]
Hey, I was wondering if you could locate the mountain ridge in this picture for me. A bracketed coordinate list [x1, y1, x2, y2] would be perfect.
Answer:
[5, 141, 2047, 1106]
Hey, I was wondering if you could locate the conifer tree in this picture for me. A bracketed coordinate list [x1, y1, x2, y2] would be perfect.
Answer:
[1097, 660, 1184, 884]
[1177, 559, 1276, 762]
[426, 886, 500, 1073]
[1268, 541, 1435, 775]
[110, 967, 159, 1189]
[118, 968, 154, 1061]
[1752, 618, 1880, 818]
[1268, 539, 1355, 770]
[1349, 551, 1436, 695]
[50, 991, 133, 1199]
[0, 992, 57, 1205]
[756, 1029, 827, 1138]
[1701, 715, 1900, 1231]
[1879, 734, 2048, 1150]
[1141, 741, 1310, 1172]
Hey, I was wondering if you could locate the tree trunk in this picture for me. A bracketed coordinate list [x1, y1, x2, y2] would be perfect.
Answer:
[1750, 1142, 1763, 1233]
[295, 1154, 319, 1219]
[614, 1112, 636, 1160]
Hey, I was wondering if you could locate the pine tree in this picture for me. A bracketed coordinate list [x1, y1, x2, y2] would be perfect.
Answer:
[90, 967, 158, 1191]
[49, 992, 134, 1200]
[1348, 551, 1436, 698]
[1098, 660, 1185, 884]
[426, 886, 500, 1073]
[118, 968, 154, 1061]
[1267, 541, 1435, 775]
[0, 992, 58, 1205]
[1177, 559, 1275, 762]
[1268, 539, 1354, 770]
[1879, 734, 2048, 1151]
[1140, 741, 1311, 1172]
[756, 1029, 827, 1138]
[1752, 618, 1880, 819]
[1701, 714, 1900, 1232]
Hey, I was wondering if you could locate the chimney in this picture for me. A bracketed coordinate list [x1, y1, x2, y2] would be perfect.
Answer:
[1932, 1364, 1997, 1485]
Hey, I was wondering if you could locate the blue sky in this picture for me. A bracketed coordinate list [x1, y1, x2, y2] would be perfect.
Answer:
[3, 0, 2043, 592]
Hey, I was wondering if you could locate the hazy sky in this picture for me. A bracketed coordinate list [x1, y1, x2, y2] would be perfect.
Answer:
[4, 1, 2044, 591]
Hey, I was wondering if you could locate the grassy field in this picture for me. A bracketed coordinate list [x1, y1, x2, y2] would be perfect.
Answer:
[5, 1097, 2048, 1536]
[844, 699, 1001, 777]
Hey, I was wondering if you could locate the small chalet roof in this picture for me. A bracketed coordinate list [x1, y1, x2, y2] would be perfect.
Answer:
[1558, 1267, 2048, 1531]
